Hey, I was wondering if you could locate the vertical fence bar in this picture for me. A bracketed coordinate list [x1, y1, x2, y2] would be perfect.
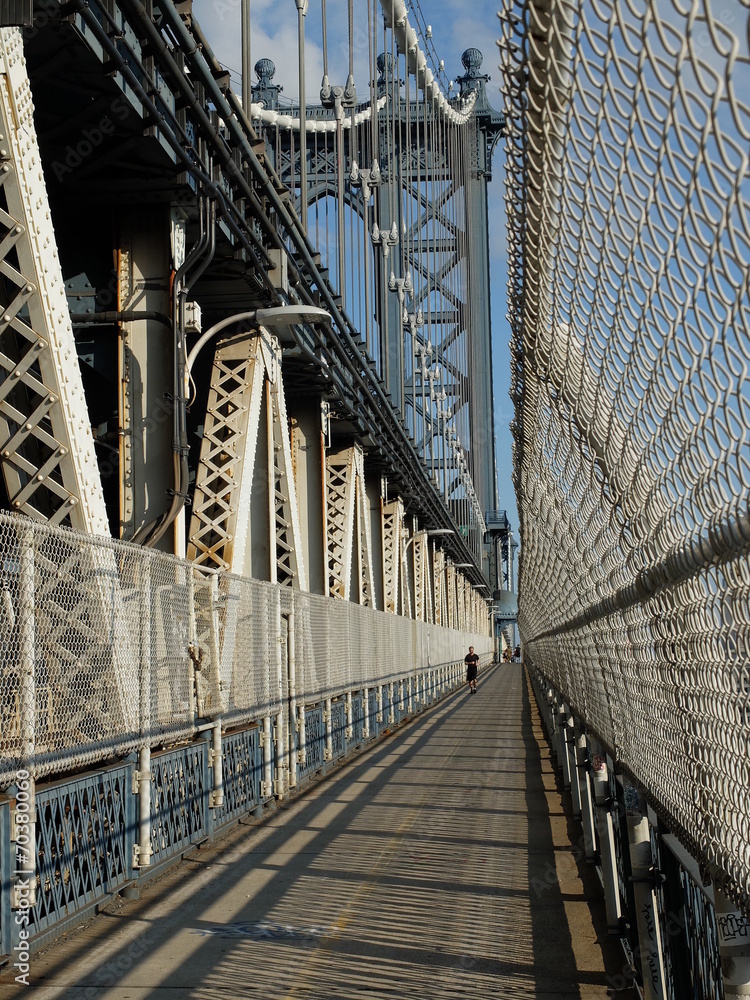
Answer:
[576, 730, 597, 861]
[324, 697, 333, 761]
[211, 721, 224, 808]
[564, 711, 578, 805]
[590, 744, 622, 935]
[555, 700, 568, 778]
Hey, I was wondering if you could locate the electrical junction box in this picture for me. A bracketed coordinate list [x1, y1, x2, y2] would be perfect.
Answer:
[184, 301, 202, 334]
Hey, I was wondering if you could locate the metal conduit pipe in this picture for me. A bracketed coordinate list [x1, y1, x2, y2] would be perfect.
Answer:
[153, 0, 486, 583]
[69, 0, 275, 285]
[69, 310, 172, 328]
[144, 199, 217, 550]
[131, 197, 214, 547]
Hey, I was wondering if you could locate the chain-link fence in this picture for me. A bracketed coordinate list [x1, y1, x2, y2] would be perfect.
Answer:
[499, 0, 750, 909]
[0, 514, 491, 789]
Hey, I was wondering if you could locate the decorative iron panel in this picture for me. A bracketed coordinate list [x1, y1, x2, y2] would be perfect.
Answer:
[330, 700, 347, 760]
[681, 869, 724, 1000]
[214, 727, 262, 829]
[368, 688, 379, 738]
[150, 743, 208, 865]
[351, 694, 364, 745]
[299, 706, 324, 780]
[610, 772, 632, 932]
[33, 762, 133, 934]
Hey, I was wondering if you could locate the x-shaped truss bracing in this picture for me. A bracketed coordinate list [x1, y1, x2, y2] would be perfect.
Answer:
[0, 30, 108, 533]
[325, 444, 376, 607]
[188, 330, 307, 589]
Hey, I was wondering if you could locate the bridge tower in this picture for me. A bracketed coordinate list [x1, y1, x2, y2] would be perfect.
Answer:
[249, 48, 504, 583]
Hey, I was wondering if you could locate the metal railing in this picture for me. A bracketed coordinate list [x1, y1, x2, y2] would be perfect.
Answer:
[528, 667, 727, 1000]
[0, 513, 491, 790]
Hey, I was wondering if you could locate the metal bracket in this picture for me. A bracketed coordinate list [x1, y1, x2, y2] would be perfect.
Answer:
[629, 866, 666, 890]
[131, 769, 150, 794]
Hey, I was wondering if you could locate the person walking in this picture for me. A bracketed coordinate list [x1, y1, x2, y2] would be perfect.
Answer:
[465, 646, 479, 693]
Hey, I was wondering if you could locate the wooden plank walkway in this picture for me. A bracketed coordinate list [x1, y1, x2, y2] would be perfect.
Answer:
[0, 664, 636, 999]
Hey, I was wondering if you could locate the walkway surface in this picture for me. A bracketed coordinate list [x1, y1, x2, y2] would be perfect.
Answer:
[1, 664, 635, 999]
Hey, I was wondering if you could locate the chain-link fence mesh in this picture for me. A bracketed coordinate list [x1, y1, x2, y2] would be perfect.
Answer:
[0, 514, 491, 789]
[499, 0, 750, 908]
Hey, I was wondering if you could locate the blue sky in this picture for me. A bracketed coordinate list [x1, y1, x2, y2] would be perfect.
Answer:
[193, 0, 518, 532]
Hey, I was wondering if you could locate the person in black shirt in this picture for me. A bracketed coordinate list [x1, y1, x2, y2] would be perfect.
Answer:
[465, 646, 479, 693]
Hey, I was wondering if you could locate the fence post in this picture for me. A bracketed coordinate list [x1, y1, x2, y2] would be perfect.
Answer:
[324, 697, 333, 760]
[274, 592, 286, 798]
[287, 608, 298, 789]
[262, 715, 273, 796]
[714, 885, 750, 998]
[545, 687, 556, 746]
[575, 730, 597, 861]
[590, 744, 622, 934]
[564, 712, 579, 809]
[363, 687, 370, 739]
[135, 553, 152, 869]
[555, 700, 568, 778]
[346, 688, 354, 743]
[624, 782, 666, 999]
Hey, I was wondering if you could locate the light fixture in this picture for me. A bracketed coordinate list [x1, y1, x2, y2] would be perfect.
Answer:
[186, 305, 331, 374]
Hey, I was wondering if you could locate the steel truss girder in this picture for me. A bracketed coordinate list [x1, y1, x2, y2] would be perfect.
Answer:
[433, 547, 446, 626]
[381, 496, 404, 615]
[325, 443, 375, 606]
[412, 532, 434, 624]
[0, 29, 107, 533]
[188, 329, 307, 588]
